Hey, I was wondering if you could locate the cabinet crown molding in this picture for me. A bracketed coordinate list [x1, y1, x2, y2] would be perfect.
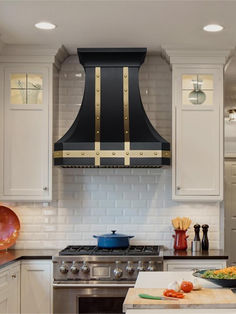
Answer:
[162, 48, 232, 65]
[0, 44, 69, 69]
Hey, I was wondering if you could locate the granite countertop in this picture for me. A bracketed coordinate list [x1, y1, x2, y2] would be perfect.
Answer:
[0, 248, 228, 270]
[0, 249, 58, 270]
[163, 249, 228, 259]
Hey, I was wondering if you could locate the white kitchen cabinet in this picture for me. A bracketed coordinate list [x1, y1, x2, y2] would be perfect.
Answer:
[164, 259, 227, 271]
[0, 45, 67, 201]
[8, 263, 20, 314]
[21, 260, 52, 314]
[0, 268, 9, 314]
[173, 66, 223, 200]
[0, 262, 20, 314]
[166, 50, 228, 201]
[0, 65, 52, 201]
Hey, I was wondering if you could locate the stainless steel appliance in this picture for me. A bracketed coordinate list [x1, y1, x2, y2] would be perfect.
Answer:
[53, 245, 163, 314]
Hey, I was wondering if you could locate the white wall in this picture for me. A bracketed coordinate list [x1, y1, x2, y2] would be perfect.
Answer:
[2, 55, 221, 250]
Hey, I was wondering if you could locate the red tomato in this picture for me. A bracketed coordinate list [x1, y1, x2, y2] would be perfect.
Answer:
[163, 289, 184, 299]
[180, 281, 193, 293]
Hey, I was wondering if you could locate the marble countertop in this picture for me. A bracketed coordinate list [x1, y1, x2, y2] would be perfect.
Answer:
[135, 271, 220, 289]
[0, 249, 57, 269]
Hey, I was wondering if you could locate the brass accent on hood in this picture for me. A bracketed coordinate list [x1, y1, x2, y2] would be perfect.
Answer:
[123, 67, 130, 166]
[95, 67, 101, 166]
[54, 150, 171, 159]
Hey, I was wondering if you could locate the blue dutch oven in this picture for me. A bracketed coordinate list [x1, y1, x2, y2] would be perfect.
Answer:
[93, 230, 134, 248]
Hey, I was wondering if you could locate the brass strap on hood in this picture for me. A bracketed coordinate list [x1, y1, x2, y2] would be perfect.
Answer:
[123, 67, 130, 166]
[95, 67, 101, 166]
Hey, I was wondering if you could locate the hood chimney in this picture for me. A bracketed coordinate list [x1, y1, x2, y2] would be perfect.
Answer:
[54, 48, 170, 167]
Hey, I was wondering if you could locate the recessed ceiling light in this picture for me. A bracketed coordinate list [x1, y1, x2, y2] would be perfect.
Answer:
[203, 24, 223, 32]
[35, 22, 56, 30]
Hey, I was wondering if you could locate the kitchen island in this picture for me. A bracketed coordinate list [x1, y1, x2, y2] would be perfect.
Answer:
[123, 272, 236, 313]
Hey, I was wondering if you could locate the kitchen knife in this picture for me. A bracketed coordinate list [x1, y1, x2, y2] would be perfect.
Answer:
[139, 293, 178, 301]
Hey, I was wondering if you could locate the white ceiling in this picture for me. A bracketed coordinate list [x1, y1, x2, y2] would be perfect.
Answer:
[0, 0, 236, 54]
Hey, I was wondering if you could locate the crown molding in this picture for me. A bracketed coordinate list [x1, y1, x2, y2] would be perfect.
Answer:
[162, 47, 233, 65]
[0, 44, 69, 69]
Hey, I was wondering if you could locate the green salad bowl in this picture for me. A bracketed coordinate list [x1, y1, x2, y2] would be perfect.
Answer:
[193, 269, 236, 288]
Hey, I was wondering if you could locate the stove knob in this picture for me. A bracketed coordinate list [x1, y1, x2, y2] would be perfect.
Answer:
[114, 261, 123, 279]
[70, 261, 79, 274]
[147, 261, 156, 271]
[137, 261, 145, 272]
[59, 261, 69, 274]
[81, 261, 90, 274]
[126, 261, 134, 275]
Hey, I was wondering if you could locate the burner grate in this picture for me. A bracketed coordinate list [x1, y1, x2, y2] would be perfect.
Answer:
[59, 245, 161, 256]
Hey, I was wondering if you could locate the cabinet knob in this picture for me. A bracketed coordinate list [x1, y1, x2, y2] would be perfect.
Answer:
[43, 186, 48, 191]
[177, 186, 181, 190]
[12, 274, 16, 279]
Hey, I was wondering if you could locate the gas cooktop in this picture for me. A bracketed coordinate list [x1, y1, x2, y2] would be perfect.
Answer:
[54, 245, 164, 283]
[59, 245, 162, 256]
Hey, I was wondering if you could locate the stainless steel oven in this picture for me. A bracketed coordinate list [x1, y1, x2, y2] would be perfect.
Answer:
[53, 245, 163, 314]
[53, 283, 133, 314]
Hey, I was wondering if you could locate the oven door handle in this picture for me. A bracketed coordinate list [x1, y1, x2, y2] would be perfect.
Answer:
[53, 283, 135, 288]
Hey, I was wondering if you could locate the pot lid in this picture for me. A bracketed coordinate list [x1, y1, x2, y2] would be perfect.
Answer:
[96, 230, 132, 238]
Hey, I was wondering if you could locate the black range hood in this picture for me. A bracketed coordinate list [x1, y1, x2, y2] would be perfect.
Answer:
[54, 48, 170, 168]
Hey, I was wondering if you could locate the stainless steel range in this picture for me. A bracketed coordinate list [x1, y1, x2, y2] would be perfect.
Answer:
[53, 245, 163, 314]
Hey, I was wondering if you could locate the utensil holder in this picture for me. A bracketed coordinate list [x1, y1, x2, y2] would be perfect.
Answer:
[172, 229, 188, 250]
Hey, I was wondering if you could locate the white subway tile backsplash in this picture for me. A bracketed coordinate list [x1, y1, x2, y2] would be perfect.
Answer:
[43, 225, 57, 232]
[57, 224, 74, 232]
[82, 216, 99, 224]
[91, 191, 107, 200]
[67, 216, 82, 224]
[1, 54, 222, 250]
[66, 233, 82, 240]
[115, 216, 131, 224]
[106, 208, 123, 216]
[115, 201, 131, 210]
[99, 216, 115, 224]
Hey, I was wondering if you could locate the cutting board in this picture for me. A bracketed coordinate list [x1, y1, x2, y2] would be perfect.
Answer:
[123, 288, 236, 311]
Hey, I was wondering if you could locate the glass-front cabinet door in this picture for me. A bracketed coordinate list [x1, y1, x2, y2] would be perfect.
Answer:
[2, 66, 50, 199]
[173, 66, 223, 200]
[182, 74, 213, 106]
[10, 73, 43, 105]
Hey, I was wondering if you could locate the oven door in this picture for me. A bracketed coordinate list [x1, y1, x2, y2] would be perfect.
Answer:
[53, 284, 133, 314]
